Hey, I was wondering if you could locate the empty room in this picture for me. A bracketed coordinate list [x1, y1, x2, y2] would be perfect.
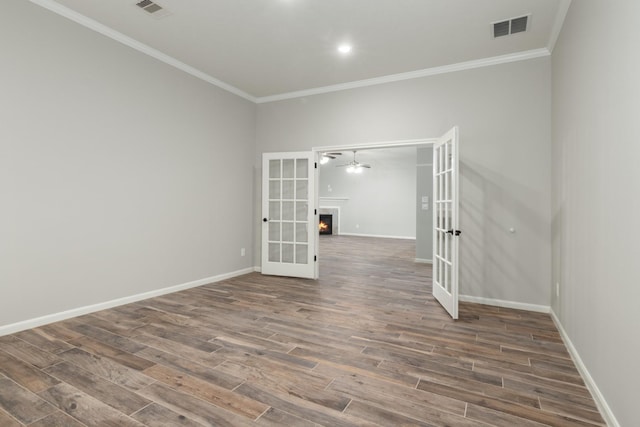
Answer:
[1, 0, 637, 426]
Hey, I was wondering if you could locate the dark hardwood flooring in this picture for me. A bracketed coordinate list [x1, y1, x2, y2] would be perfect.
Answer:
[0, 235, 605, 426]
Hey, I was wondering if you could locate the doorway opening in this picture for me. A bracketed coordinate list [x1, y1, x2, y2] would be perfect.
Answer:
[313, 138, 436, 268]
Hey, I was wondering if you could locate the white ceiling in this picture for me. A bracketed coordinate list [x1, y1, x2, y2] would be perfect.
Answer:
[33, 0, 570, 102]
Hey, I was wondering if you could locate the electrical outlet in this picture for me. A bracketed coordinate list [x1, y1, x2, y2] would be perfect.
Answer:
[241, 248, 246, 257]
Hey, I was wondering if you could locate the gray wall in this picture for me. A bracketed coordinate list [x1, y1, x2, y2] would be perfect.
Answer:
[0, 0, 256, 328]
[416, 147, 433, 261]
[256, 58, 552, 306]
[551, 1, 640, 425]
[319, 148, 417, 238]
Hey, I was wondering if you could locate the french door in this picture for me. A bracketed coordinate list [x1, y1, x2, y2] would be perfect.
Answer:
[261, 152, 318, 279]
[432, 127, 460, 319]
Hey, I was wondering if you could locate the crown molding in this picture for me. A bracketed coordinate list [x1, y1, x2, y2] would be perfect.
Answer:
[255, 48, 550, 104]
[30, 0, 552, 106]
[548, 0, 572, 52]
[29, 0, 257, 103]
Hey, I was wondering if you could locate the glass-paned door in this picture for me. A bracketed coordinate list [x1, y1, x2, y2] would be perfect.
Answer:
[432, 127, 460, 319]
[261, 152, 317, 278]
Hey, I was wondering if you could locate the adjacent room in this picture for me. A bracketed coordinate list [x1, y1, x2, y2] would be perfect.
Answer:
[1, 1, 637, 426]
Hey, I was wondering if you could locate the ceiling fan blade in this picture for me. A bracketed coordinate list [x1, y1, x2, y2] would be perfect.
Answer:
[322, 152, 342, 159]
[361, 164, 372, 168]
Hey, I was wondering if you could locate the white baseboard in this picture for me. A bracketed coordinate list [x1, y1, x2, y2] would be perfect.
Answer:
[0, 267, 255, 337]
[550, 310, 620, 427]
[415, 258, 432, 264]
[459, 295, 550, 313]
[254, 266, 262, 272]
[339, 232, 416, 240]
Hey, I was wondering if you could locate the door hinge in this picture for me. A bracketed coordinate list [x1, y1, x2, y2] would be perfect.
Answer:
[314, 255, 317, 262]
[314, 162, 317, 169]
[314, 209, 317, 215]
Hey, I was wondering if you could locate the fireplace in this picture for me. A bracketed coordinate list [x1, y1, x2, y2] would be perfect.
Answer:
[318, 206, 340, 235]
[319, 214, 333, 235]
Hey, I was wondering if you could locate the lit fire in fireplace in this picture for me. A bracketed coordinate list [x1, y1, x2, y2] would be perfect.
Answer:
[319, 214, 332, 234]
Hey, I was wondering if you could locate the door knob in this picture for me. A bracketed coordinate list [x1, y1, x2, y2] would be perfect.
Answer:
[263, 218, 268, 222]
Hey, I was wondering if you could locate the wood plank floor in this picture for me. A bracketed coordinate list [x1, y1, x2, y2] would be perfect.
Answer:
[0, 236, 605, 426]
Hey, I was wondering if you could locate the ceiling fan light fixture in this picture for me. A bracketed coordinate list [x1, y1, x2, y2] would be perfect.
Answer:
[320, 155, 330, 165]
[340, 150, 370, 174]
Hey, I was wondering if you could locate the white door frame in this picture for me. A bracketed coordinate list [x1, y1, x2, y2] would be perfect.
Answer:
[314, 138, 437, 154]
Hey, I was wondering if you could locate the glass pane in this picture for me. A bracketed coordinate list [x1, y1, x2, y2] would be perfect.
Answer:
[296, 159, 308, 178]
[445, 262, 449, 292]
[296, 179, 308, 200]
[269, 180, 280, 200]
[439, 167, 444, 201]
[283, 159, 295, 178]
[268, 243, 280, 262]
[282, 243, 294, 263]
[269, 222, 280, 242]
[269, 201, 281, 221]
[443, 171, 447, 201]
[282, 180, 294, 199]
[282, 201, 294, 221]
[269, 160, 280, 179]
[296, 202, 307, 221]
[443, 202, 451, 230]
[282, 222, 294, 242]
[295, 244, 308, 264]
[296, 223, 308, 242]
[444, 228, 449, 261]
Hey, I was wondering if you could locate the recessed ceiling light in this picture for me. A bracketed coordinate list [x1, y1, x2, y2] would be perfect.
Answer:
[337, 44, 352, 54]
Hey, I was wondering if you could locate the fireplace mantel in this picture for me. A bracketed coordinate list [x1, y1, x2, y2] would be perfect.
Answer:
[319, 197, 349, 201]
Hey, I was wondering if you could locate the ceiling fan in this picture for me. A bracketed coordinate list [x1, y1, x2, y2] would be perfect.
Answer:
[319, 152, 342, 165]
[337, 150, 371, 173]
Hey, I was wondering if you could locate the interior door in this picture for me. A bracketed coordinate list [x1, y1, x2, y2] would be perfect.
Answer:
[432, 127, 460, 319]
[262, 152, 317, 279]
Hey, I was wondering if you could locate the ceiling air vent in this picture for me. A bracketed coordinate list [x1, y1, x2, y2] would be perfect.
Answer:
[493, 15, 529, 38]
[135, 0, 171, 19]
